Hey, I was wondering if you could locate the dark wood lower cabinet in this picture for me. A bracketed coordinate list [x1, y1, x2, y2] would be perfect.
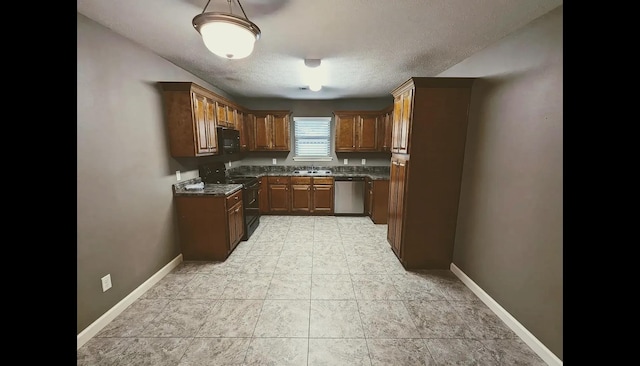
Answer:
[290, 179, 312, 213]
[268, 176, 290, 213]
[262, 176, 334, 215]
[367, 178, 389, 224]
[258, 177, 270, 214]
[310, 177, 334, 214]
[174, 190, 244, 261]
[387, 156, 408, 260]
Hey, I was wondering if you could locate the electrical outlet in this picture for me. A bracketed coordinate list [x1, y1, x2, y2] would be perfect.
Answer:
[175, 170, 181, 181]
[272, 158, 277, 165]
[101, 274, 112, 292]
[343, 158, 348, 165]
[228, 161, 232, 168]
[362, 158, 366, 165]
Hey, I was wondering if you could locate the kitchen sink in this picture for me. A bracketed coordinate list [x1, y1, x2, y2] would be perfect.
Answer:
[292, 169, 332, 175]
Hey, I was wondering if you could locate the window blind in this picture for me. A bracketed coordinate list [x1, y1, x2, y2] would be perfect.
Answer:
[294, 117, 331, 157]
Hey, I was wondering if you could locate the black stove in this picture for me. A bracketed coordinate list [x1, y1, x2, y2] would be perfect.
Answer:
[199, 163, 260, 241]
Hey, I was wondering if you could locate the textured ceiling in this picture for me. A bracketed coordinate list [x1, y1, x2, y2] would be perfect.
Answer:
[77, 0, 562, 100]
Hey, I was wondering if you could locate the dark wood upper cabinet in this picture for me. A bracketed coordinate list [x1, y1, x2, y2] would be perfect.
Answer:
[377, 106, 393, 152]
[249, 111, 291, 151]
[159, 82, 219, 157]
[334, 112, 378, 152]
[159, 82, 294, 157]
[215, 101, 237, 129]
[236, 110, 249, 151]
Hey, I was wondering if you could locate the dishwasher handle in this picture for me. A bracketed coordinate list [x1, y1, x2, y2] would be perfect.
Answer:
[334, 176, 366, 181]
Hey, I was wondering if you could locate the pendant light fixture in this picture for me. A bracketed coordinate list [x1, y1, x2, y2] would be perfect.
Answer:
[192, 0, 261, 60]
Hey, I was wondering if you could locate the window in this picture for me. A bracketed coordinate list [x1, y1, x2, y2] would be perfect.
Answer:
[293, 117, 332, 161]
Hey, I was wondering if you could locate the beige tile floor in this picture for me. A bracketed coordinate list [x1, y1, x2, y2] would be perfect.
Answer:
[77, 215, 548, 365]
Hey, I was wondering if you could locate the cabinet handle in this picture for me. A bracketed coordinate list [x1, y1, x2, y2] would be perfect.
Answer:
[399, 163, 405, 166]
[392, 161, 399, 165]
[235, 208, 240, 212]
[235, 196, 239, 200]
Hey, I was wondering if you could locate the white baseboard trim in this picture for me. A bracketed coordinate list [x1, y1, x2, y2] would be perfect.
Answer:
[77, 254, 183, 350]
[450, 263, 562, 366]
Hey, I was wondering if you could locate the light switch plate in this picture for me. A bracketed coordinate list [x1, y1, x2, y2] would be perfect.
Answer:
[343, 158, 348, 165]
[272, 158, 277, 165]
[175, 171, 181, 181]
[362, 158, 366, 165]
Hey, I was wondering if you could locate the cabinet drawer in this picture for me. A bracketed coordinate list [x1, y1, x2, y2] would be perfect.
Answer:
[313, 177, 334, 185]
[291, 176, 312, 184]
[268, 176, 290, 184]
[226, 190, 243, 207]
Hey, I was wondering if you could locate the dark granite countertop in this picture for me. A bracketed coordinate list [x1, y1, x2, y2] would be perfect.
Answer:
[172, 165, 390, 197]
[249, 172, 389, 180]
[173, 178, 242, 197]
[228, 164, 390, 180]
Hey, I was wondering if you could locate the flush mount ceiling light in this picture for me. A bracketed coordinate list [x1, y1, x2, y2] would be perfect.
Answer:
[193, 0, 261, 60]
[304, 59, 323, 91]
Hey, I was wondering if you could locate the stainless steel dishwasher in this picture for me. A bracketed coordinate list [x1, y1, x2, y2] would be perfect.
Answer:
[334, 176, 365, 214]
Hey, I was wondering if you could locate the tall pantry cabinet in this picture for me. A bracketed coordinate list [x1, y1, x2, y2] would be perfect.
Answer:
[387, 77, 475, 269]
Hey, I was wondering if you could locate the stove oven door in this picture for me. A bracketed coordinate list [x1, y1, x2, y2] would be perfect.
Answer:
[242, 180, 261, 240]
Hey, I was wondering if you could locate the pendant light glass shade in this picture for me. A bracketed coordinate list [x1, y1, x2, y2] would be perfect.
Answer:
[304, 59, 323, 91]
[192, 1, 261, 60]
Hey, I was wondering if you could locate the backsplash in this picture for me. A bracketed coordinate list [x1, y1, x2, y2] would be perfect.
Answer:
[228, 165, 390, 176]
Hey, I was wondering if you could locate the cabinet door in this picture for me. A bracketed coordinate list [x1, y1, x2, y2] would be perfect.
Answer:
[366, 179, 373, 217]
[387, 161, 397, 252]
[269, 184, 290, 212]
[378, 111, 393, 152]
[258, 177, 270, 213]
[358, 115, 378, 151]
[371, 179, 389, 224]
[391, 97, 403, 153]
[399, 88, 413, 154]
[237, 111, 249, 151]
[192, 94, 212, 155]
[228, 201, 243, 251]
[335, 114, 356, 151]
[388, 157, 408, 257]
[271, 113, 291, 151]
[215, 101, 228, 127]
[205, 98, 218, 153]
[253, 115, 271, 150]
[227, 106, 237, 129]
[312, 184, 334, 214]
[291, 184, 312, 212]
[235, 202, 245, 242]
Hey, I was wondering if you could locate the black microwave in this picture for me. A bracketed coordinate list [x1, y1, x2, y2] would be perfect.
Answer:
[217, 127, 240, 155]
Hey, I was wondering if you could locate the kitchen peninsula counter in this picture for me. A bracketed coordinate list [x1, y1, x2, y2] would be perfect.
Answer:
[172, 178, 242, 197]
